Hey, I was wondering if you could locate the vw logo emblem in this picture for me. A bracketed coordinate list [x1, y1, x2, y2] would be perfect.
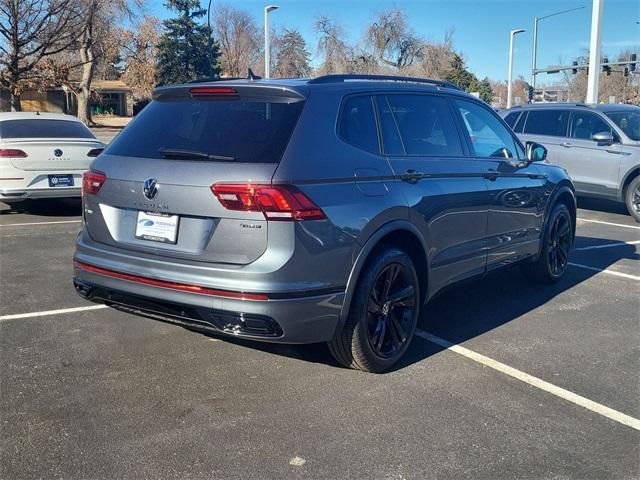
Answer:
[143, 178, 159, 200]
[54, 149, 63, 157]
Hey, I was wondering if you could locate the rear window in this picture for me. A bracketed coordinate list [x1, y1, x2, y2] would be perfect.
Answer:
[0, 119, 94, 139]
[106, 98, 304, 163]
[523, 110, 569, 137]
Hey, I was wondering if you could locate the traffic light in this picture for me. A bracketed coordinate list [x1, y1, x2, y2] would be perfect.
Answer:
[624, 68, 629, 77]
[527, 85, 534, 102]
[602, 57, 611, 76]
[630, 53, 637, 72]
[571, 61, 579, 74]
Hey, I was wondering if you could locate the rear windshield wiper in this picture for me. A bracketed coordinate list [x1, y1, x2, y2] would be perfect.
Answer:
[158, 147, 236, 161]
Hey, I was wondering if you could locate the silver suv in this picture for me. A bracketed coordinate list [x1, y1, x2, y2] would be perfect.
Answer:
[501, 103, 640, 221]
[74, 74, 576, 372]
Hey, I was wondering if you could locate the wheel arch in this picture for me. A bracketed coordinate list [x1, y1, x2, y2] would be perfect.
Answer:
[334, 220, 429, 338]
[620, 166, 639, 201]
[539, 183, 577, 259]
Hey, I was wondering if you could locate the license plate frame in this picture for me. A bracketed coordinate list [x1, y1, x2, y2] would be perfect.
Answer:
[135, 211, 180, 244]
[48, 174, 74, 187]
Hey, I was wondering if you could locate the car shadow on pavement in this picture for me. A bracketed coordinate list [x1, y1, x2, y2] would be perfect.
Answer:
[0, 198, 82, 217]
[577, 197, 629, 217]
[215, 236, 638, 372]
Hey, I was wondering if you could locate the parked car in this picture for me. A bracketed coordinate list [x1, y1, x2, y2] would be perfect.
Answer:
[73, 74, 576, 372]
[0, 112, 104, 204]
[500, 103, 640, 221]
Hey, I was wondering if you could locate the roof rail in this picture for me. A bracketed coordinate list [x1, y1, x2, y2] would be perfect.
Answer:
[187, 76, 242, 84]
[308, 74, 462, 90]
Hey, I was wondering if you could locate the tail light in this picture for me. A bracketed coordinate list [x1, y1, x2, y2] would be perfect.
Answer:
[211, 184, 326, 221]
[87, 148, 104, 157]
[82, 170, 106, 195]
[0, 149, 28, 158]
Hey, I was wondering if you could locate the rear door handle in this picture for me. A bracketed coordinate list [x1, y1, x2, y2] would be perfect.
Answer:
[400, 169, 424, 183]
[561, 142, 573, 148]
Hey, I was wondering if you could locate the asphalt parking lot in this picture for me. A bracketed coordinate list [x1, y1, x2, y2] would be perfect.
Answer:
[1, 198, 638, 479]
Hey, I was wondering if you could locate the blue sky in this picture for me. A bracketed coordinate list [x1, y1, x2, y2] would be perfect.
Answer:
[147, 0, 640, 82]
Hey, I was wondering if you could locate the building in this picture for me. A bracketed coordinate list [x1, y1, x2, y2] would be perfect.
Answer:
[2, 80, 133, 116]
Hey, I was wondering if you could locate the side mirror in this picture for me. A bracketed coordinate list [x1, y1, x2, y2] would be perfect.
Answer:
[592, 131, 614, 145]
[526, 141, 547, 162]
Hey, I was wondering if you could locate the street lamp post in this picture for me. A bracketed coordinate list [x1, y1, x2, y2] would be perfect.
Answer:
[530, 6, 586, 89]
[507, 29, 526, 109]
[207, 0, 214, 68]
[264, 5, 279, 78]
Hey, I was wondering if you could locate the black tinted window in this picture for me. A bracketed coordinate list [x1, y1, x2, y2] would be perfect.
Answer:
[384, 94, 463, 156]
[570, 111, 613, 140]
[503, 112, 520, 128]
[523, 110, 569, 137]
[106, 98, 304, 163]
[0, 119, 94, 139]
[513, 111, 527, 133]
[375, 96, 404, 155]
[338, 96, 379, 153]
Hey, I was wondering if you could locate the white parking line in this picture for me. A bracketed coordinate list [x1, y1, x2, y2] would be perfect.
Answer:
[573, 240, 640, 251]
[0, 220, 81, 227]
[416, 330, 640, 431]
[0, 305, 107, 322]
[569, 262, 640, 281]
[577, 218, 640, 230]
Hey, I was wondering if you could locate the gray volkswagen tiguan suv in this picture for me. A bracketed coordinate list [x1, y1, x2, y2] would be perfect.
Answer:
[74, 74, 576, 372]
[501, 103, 640, 221]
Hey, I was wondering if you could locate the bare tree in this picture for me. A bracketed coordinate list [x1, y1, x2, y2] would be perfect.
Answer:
[315, 15, 366, 74]
[120, 16, 160, 101]
[0, 0, 83, 111]
[366, 8, 424, 70]
[212, 4, 261, 77]
[73, 0, 139, 124]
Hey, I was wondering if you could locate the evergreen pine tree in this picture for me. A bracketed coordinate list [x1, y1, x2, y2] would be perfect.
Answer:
[273, 29, 311, 78]
[156, 0, 221, 85]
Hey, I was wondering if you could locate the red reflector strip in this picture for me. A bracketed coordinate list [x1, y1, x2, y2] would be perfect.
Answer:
[74, 261, 269, 301]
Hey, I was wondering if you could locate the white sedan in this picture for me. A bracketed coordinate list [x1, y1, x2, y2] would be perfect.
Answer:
[0, 112, 104, 203]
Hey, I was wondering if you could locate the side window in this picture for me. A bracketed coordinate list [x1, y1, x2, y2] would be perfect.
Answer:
[513, 111, 527, 133]
[338, 95, 379, 153]
[569, 111, 613, 140]
[454, 99, 522, 159]
[375, 96, 405, 155]
[383, 94, 463, 156]
[503, 112, 520, 128]
[523, 110, 569, 137]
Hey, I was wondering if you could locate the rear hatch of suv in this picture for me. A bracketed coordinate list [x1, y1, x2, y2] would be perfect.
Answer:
[83, 83, 307, 266]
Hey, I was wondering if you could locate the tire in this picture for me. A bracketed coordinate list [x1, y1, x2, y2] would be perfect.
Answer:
[521, 203, 573, 284]
[624, 175, 640, 222]
[328, 246, 420, 373]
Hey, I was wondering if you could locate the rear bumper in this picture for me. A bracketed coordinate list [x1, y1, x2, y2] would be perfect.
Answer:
[0, 187, 81, 201]
[73, 263, 344, 344]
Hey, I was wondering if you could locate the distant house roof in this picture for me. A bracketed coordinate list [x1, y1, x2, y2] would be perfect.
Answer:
[92, 80, 131, 92]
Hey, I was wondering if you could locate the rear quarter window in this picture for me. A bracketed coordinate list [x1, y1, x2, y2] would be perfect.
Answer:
[0, 119, 95, 139]
[503, 112, 520, 128]
[106, 98, 304, 163]
[338, 95, 379, 153]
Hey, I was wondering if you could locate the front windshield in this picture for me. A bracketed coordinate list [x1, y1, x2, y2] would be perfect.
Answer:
[605, 110, 640, 141]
